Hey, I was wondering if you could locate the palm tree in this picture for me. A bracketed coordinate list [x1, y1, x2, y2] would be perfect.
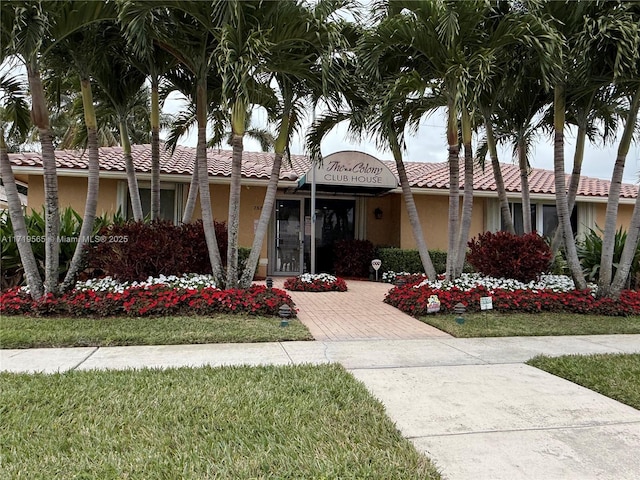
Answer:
[44, 22, 109, 291]
[239, 0, 355, 288]
[0, 71, 45, 299]
[87, 26, 146, 221]
[364, 0, 555, 279]
[213, 0, 276, 288]
[5, 1, 61, 295]
[493, 74, 551, 234]
[121, 1, 229, 282]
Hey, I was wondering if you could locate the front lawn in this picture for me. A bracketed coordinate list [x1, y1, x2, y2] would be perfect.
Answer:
[0, 364, 441, 479]
[421, 312, 640, 337]
[0, 314, 312, 349]
[527, 354, 640, 410]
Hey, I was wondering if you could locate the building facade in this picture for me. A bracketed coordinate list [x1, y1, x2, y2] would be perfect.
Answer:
[8, 145, 637, 278]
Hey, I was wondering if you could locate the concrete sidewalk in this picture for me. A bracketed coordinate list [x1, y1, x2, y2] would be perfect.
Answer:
[2, 335, 640, 479]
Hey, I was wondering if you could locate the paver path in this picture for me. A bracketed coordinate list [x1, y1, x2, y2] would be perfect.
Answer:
[273, 278, 450, 341]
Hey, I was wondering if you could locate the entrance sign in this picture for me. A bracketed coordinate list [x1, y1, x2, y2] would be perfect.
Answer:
[299, 151, 398, 190]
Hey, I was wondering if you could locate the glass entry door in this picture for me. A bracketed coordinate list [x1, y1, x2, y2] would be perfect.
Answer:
[273, 199, 303, 274]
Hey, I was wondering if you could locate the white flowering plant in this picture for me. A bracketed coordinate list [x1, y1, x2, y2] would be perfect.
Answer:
[284, 273, 348, 292]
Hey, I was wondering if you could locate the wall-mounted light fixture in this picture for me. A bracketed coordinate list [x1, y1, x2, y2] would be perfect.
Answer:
[374, 207, 383, 220]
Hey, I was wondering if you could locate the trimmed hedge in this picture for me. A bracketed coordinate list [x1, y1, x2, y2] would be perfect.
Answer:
[375, 248, 467, 276]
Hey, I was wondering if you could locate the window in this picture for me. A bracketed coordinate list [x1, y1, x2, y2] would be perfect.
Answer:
[502, 202, 577, 238]
[121, 182, 183, 223]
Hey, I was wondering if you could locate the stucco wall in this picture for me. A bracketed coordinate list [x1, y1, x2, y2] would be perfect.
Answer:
[365, 194, 401, 247]
[594, 202, 634, 232]
[400, 194, 486, 251]
[27, 176, 120, 217]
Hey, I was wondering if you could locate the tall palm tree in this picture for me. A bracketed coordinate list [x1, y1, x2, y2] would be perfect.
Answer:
[239, 0, 355, 288]
[121, 1, 229, 283]
[365, 0, 556, 279]
[44, 19, 111, 291]
[493, 75, 551, 234]
[0, 71, 45, 299]
[579, 3, 640, 298]
[87, 26, 146, 221]
[214, 0, 276, 288]
[5, 1, 61, 295]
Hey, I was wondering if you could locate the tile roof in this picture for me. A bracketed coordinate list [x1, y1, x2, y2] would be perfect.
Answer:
[8, 144, 638, 199]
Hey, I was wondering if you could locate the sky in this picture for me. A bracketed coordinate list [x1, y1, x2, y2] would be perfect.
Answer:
[163, 95, 640, 185]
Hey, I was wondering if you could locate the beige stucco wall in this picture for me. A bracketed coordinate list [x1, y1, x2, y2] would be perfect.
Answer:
[365, 194, 401, 247]
[399, 194, 486, 251]
[191, 183, 270, 278]
[594, 202, 634, 232]
[26, 175, 120, 217]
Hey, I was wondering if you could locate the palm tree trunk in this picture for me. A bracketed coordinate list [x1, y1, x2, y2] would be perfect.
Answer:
[599, 85, 640, 298]
[445, 99, 459, 280]
[119, 119, 144, 222]
[226, 100, 246, 289]
[485, 116, 514, 234]
[518, 138, 532, 234]
[610, 186, 640, 296]
[553, 84, 586, 290]
[455, 108, 474, 276]
[150, 76, 161, 221]
[27, 63, 59, 295]
[182, 156, 199, 223]
[0, 131, 44, 300]
[195, 80, 224, 284]
[61, 77, 100, 291]
[389, 129, 437, 279]
[551, 124, 586, 256]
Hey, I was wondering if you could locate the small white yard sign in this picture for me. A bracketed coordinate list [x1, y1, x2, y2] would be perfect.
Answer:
[480, 296, 493, 311]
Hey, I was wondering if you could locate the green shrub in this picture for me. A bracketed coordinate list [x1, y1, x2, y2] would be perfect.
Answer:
[375, 248, 460, 276]
[577, 226, 640, 288]
[376, 248, 424, 274]
[0, 207, 111, 290]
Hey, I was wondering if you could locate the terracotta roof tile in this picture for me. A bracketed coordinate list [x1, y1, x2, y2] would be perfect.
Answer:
[8, 144, 637, 199]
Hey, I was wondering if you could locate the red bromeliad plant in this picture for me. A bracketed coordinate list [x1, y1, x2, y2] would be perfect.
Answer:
[0, 285, 296, 318]
[284, 274, 348, 292]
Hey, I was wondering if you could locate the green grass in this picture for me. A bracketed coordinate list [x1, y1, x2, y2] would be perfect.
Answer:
[0, 314, 312, 349]
[421, 312, 640, 337]
[527, 354, 640, 410]
[0, 364, 440, 479]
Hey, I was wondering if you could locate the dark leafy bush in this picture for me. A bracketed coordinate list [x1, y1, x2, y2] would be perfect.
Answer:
[88, 220, 229, 282]
[333, 239, 375, 278]
[467, 231, 552, 282]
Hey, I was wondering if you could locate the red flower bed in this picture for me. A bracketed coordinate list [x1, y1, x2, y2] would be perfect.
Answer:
[284, 276, 348, 292]
[0, 285, 296, 318]
[385, 284, 640, 317]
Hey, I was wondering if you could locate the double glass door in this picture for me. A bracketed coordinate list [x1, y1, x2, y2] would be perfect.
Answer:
[272, 198, 355, 276]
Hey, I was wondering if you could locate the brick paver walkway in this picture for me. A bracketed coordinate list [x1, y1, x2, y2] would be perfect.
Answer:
[268, 278, 451, 341]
